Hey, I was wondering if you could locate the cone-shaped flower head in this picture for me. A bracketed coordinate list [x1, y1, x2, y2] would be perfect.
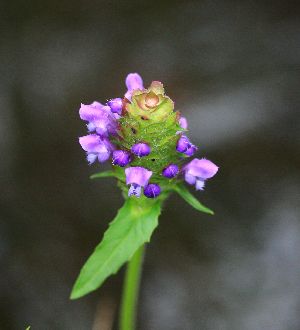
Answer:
[125, 167, 152, 197]
[144, 184, 161, 198]
[78, 72, 218, 199]
[79, 101, 117, 137]
[79, 134, 114, 164]
[107, 98, 123, 115]
[131, 143, 151, 157]
[162, 164, 179, 178]
[183, 158, 218, 190]
[125, 73, 144, 101]
[112, 150, 131, 167]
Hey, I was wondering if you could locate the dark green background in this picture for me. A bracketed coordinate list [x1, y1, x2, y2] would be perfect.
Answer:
[0, 1, 299, 329]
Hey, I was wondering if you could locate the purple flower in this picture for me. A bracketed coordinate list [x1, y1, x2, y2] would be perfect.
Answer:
[176, 135, 198, 156]
[112, 150, 131, 167]
[107, 98, 123, 115]
[162, 164, 179, 178]
[179, 117, 188, 129]
[79, 134, 114, 164]
[125, 73, 144, 100]
[184, 144, 197, 157]
[131, 142, 151, 157]
[125, 167, 152, 197]
[183, 158, 218, 191]
[79, 101, 117, 136]
[144, 184, 161, 198]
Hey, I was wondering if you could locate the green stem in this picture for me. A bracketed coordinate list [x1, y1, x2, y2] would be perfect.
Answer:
[119, 244, 145, 330]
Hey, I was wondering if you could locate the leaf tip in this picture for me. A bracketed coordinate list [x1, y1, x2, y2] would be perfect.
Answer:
[70, 289, 81, 300]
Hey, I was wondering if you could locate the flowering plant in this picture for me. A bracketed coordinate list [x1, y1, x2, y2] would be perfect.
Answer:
[71, 73, 218, 328]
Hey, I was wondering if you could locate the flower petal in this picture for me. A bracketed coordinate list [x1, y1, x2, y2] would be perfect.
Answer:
[79, 102, 109, 122]
[184, 173, 196, 185]
[184, 158, 219, 180]
[179, 117, 188, 129]
[125, 73, 144, 92]
[125, 167, 152, 187]
[128, 184, 142, 197]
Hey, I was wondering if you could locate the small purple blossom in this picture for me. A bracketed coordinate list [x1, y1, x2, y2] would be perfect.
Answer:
[184, 144, 197, 157]
[179, 117, 188, 129]
[176, 135, 190, 152]
[112, 150, 131, 167]
[162, 164, 179, 178]
[79, 134, 114, 164]
[125, 73, 144, 100]
[107, 98, 123, 115]
[176, 135, 197, 156]
[125, 167, 152, 197]
[79, 101, 117, 137]
[131, 142, 151, 157]
[183, 158, 218, 191]
[144, 184, 161, 198]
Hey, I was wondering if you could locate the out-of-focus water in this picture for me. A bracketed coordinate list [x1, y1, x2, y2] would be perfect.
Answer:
[0, 1, 299, 329]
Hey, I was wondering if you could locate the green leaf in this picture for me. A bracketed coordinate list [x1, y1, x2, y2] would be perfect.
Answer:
[90, 170, 115, 179]
[173, 184, 214, 215]
[25, 327, 31, 330]
[70, 197, 162, 299]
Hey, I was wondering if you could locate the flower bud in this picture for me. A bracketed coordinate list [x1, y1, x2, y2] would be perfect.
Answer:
[131, 143, 151, 157]
[112, 150, 131, 167]
[162, 164, 179, 178]
[144, 184, 161, 198]
[108, 98, 123, 115]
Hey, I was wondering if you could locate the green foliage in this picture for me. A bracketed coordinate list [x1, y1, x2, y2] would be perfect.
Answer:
[70, 197, 162, 299]
[90, 170, 115, 179]
[173, 183, 214, 215]
[90, 167, 125, 182]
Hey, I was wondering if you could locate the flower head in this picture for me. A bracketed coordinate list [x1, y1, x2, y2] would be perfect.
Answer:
[125, 73, 144, 100]
[79, 134, 114, 164]
[78, 73, 218, 199]
[125, 167, 152, 197]
[79, 102, 117, 137]
[183, 158, 218, 190]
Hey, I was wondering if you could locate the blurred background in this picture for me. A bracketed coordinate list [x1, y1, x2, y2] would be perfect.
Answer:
[0, 0, 299, 329]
